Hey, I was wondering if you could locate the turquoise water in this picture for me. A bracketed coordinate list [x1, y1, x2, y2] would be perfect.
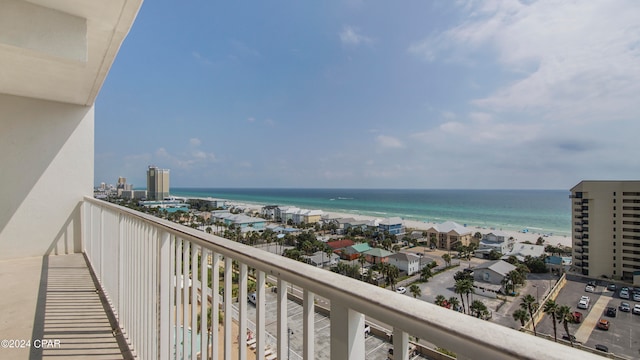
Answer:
[171, 188, 571, 236]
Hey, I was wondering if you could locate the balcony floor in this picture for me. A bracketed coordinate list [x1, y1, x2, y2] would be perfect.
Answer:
[0, 253, 130, 359]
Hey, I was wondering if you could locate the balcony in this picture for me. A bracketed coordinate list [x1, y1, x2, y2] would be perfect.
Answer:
[0, 1, 600, 359]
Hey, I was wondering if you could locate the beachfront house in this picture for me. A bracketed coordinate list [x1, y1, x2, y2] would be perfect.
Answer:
[425, 221, 474, 250]
[378, 217, 405, 236]
[260, 205, 279, 220]
[388, 252, 421, 275]
[502, 243, 545, 262]
[211, 212, 266, 232]
[475, 231, 514, 258]
[293, 209, 324, 225]
[274, 206, 299, 223]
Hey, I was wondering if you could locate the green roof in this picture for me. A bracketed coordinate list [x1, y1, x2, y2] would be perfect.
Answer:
[350, 243, 371, 253]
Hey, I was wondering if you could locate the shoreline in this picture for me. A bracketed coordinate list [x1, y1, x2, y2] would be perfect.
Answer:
[322, 210, 572, 249]
[187, 196, 572, 249]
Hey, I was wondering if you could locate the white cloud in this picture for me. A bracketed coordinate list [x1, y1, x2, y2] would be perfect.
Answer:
[189, 138, 201, 147]
[340, 26, 373, 46]
[439, 121, 465, 134]
[411, 0, 640, 123]
[376, 135, 404, 148]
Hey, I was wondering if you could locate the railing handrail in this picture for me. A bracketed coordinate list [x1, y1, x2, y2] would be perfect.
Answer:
[84, 197, 601, 360]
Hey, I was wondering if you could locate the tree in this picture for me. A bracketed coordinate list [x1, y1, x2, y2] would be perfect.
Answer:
[435, 294, 447, 307]
[454, 279, 474, 314]
[358, 253, 367, 277]
[448, 297, 460, 312]
[503, 270, 525, 295]
[488, 250, 502, 260]
[381, 263, 400, 289]
[536, 237, 545, 246]
[442, 253, 452, 267]
[520, 294, 538, 336]
[556, 305, 575, 346]
[420, 265, 433, 282]
[512, 308, 530, 327]
[409, 284, 422, 298]
[543, 299, 559, 342]
[429, 234, 437, 249]
[470, 300, 489, 319]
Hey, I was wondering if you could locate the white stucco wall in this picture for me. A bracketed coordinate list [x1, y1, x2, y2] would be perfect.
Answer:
[0, 93, 93, 260]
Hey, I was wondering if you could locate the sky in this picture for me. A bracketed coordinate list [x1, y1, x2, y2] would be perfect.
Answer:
[95, 0, 640, 190]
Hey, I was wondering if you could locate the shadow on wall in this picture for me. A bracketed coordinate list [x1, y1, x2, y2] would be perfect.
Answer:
[0, 93, 91, 259]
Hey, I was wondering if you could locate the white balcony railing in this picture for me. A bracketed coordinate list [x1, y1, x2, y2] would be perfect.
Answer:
[82, 197, 598, 360]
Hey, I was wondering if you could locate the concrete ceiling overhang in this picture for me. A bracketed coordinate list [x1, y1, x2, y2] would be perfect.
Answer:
[0, 0, 143, 106]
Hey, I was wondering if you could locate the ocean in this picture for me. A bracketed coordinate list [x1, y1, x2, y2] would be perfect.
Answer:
[171, 188, 571, 236]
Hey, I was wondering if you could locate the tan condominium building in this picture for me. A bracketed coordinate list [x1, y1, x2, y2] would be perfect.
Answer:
[571, 181, 640, 284]
[146, 165, 170, 200]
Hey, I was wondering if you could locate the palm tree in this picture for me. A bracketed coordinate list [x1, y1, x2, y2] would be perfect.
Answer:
[420, 265, 433, 282]
[409, 284, 422, 298]
[386, 264, 400, 289]
[448, 297, 460, 312]
[556, 305, 575, 346]
[520, 294, 538, 336]
[454, 279, 473, 314]
[512, 308, 530, 327]
[435, 294, 447, 307]
[442, 253, 452, 267]
[543, 299, 560, 342]
[358, 254, 367, 277]
[470, 300, 488, 319]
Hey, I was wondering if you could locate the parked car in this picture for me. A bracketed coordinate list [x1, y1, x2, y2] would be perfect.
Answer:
[585, 285, 595, 293]
[587, 280, 597, 287]
[633, 304, 640, 315]
[620, 289, 630, 299]
[578, 296, 590, 309]
[619, 302, 631, 312]
[595, 344, 609, 353]
[395, 286, 406, 294]
[597, 319, 610, 330]
[633, 293, 640, 302]
[605, 307, 617, 317]
[248, 292, 257, 305]
[562, 334, 577, 342]
[607, 283, 617, 291]
[364, 325, 371, 337]
[572, 311, 583, 323]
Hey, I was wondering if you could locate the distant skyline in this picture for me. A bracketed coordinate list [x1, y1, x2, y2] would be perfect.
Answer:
[95, 1, 640, 190]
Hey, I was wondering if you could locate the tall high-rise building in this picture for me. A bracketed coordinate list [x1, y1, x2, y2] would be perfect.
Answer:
[571, 181, 640, 284]
[146, 165, 170, 200]
[117, 176, 127, 189]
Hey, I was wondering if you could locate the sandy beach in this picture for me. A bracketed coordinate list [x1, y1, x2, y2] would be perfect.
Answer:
[323, 210, 572, 248]
[225, 200, 572, 248]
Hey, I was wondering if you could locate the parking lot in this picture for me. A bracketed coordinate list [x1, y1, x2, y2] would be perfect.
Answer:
[239, 289, 428, 360]
[536, 278, 640, 359]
